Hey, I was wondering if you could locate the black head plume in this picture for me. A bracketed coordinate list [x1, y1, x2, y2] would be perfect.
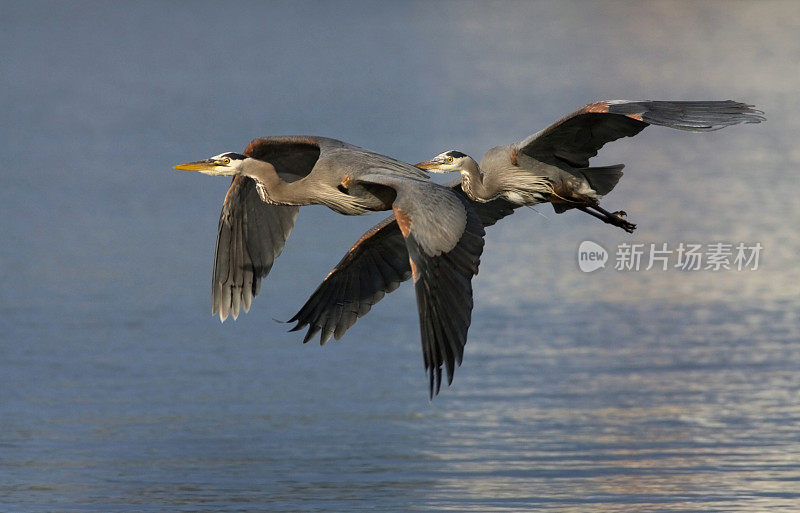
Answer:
[219, 152, 247, 160]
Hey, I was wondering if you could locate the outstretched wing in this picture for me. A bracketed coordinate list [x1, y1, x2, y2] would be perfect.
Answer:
[288, 215, 412, 344]
[516, 100, 765, 168]
[288, 184, 516, 346]
[395, 186, 485, 397]
[212, 136, 324, 321]
[356, 175, 485, 397]
[213, 177, 299, 321]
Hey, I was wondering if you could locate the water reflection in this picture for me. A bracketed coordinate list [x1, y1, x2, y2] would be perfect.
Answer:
[2, 1, 800, 511]
[412, 301, 800, 512]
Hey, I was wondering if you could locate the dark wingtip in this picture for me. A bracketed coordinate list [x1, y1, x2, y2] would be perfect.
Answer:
[746, 108, 766, 123]
[319, 329, 334, 346]
[608, 100, 767, 131]
[728, 102, 766, 123]
[301, 325, 320, 344]
[426, 367, 444, 400]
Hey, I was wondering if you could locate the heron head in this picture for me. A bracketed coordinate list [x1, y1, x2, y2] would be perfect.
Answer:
[415, 151, 472, 173]
[173, 152, 248, 176]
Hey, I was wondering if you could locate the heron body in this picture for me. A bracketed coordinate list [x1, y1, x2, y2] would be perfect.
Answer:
[425, 146, 630, 228]
[231, 137, 428, 214]
[453, 146, 603, 207]
[175, 136, 487, 396]
[417, 100, 765, 232]
[290, 100, 764, 354]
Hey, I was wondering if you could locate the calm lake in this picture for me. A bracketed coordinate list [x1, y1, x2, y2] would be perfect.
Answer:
[2, 1, 799, 511]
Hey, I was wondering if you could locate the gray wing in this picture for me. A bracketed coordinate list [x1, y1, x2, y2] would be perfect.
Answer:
[394, 187, 485, 398]
[213, 176, 299, 321]
[212, 135, 430, 322]
[253, 134, 431, 182]
[288, 215, 412, 344]
[288, 184, 516, 346]
[212, 136, 324, 321]
[344, 175, 486, 397]
[516, 100, 765, 167]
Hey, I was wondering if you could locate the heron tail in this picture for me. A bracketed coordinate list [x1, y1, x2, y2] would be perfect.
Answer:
[578, 164, 624, 197]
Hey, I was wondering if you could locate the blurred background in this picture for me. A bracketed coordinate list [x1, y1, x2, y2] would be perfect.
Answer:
[1, 1, 798, 511]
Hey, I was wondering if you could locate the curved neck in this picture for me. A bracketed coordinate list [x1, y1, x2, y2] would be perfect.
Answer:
[459, 157, 490, 200]
[241, 159, 303, 205]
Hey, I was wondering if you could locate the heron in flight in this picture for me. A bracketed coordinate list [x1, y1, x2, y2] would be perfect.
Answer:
[174, 136, 486, 396]
[289, 100, 764, 346]
[415, 100, 765, 232]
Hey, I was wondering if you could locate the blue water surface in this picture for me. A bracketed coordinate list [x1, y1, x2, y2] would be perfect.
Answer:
[1, 1, 798, 511]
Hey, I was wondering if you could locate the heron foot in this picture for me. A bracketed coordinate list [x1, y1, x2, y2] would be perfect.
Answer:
[609, 211, 636, 233]
[577, 205, 637, 233]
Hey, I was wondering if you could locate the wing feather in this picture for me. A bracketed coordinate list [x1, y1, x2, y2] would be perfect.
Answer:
[336, 271, 360, 340]
[368, 178, 485, 397]
[516, 100, 764, 167]
[288, 183, 516, 345]
[212, 176, 300, 321]
[212, 137, 331, 321]
[288, 215, 411, 343]
[402, 200, 484, 397]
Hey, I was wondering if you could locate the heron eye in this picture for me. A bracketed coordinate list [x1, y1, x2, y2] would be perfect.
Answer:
[447, 156, 453, 163]
[223, 157, 231, 164]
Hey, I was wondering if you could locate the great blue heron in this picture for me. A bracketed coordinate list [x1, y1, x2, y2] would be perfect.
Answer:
[415, 100, 765, 232]
[174, 136, 487, 396]
[289, 100, 764, 347]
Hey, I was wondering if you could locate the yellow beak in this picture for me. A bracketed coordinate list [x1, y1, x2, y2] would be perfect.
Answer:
[173, 159, 216, 171]
[414, 159, 441, 170]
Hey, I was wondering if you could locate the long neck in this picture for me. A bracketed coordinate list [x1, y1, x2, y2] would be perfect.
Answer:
[459, 157, 491, 200]
[242, 159, 304, 206]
